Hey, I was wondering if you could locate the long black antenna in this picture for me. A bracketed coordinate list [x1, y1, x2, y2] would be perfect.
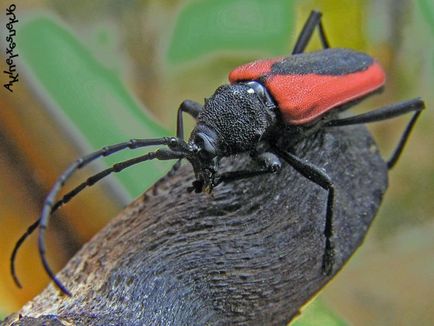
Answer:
[10, 147, 183, 290]
[12, 137, 187, 295]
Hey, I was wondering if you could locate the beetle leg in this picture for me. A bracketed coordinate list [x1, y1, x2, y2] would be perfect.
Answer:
[215, 169, 273, 185]
[176, 99, 203, 140]
[153, 100, 203, 195]
[292, 10, 330, 55]
[274, 147, 336, 276]
[214, 151, 281, 186]
[325, 98, 425, 169]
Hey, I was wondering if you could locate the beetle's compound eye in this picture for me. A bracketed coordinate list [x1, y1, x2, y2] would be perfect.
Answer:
[195, 134, 216, 160]
[194, 132, 217, 158]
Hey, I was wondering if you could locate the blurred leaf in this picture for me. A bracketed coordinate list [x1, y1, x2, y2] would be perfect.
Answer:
[291, 299, 348, 326]
[17, 15, 170, 199]
[418, 0, 434, 33]
[296, 0, 367, 50]
[167, 0, 294, 63]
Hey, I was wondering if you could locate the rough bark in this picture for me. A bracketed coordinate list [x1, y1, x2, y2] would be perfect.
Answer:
[4, 125, 388, 326]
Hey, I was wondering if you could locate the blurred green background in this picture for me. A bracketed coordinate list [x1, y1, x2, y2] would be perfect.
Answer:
[0, 0, 433, 325]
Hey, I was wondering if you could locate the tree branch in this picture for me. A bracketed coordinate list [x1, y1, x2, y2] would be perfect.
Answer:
[5, 125, 388, 326]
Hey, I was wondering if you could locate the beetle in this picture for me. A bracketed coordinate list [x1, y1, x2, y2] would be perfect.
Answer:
[11, 10, 424, 296]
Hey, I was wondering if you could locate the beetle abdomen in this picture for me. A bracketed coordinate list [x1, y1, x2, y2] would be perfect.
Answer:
[229, 48, 385, 125]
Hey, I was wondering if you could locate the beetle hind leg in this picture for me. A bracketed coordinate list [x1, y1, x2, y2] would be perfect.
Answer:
[325, 98, 425, 169]
[292, 10, 330, 55]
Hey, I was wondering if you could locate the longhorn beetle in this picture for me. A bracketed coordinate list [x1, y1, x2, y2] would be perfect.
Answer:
[11, 11, 424, 296]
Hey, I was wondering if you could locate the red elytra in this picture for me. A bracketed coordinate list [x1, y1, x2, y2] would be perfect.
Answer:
[229, 56, 386, 125]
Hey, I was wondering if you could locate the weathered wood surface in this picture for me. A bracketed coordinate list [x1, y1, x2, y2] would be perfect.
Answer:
[4, 125, 388, 326]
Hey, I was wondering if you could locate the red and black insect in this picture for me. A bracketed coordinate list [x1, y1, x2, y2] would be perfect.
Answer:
[11, 11, 424, 296]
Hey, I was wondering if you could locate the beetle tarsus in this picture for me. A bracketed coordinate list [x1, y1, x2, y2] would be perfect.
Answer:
[321, 237, 336, 275]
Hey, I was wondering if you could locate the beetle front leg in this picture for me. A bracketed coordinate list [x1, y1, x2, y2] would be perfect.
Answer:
[176, 99, 203, 140]
[153, 100, 203, 195]
[213, 151, 281, 187]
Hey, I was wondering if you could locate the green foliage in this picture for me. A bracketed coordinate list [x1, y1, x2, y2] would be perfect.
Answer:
[167, 0, 294, 63]
[17, 16, 170, 198]
[418, 0, 434, 33]
[291, 300, 348, 326]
